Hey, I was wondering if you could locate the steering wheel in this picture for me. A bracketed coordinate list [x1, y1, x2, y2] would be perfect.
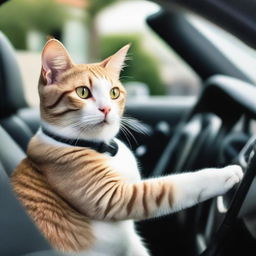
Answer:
[152, 75, 256, 177]
[200, 136, 256, 256]
[151, 75, 256, 255]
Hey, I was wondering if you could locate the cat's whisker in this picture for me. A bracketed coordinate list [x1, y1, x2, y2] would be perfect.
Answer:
[55, 116, 103, 132]
[72, 117, 101, 126]
[120, 123, 138, 146]
[121, 117, 149, 136]
[74, 125, 90, 146]
[120, 124, 132, 149]
[123, 122, 148, 136]
[120, 117, 147, 146]
[127, 120, 148, 135]
[120, 75, 133, 80]
[123, 126, 138, 146]
[71, 117, 104, 144]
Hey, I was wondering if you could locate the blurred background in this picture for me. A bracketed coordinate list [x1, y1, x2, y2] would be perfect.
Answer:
[0, 0, 200, 106]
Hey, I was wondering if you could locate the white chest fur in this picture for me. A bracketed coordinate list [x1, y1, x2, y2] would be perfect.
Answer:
[90, 220, 135, 256]
[90, 140, 145, 256]
[107, 139, 141, 183]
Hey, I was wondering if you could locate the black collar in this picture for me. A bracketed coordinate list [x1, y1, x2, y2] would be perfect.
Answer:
[41, 127, 118, 156]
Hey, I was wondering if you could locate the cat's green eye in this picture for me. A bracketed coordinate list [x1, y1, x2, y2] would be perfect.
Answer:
[110, 87, 120, 99]
[76, 86, 91, 99]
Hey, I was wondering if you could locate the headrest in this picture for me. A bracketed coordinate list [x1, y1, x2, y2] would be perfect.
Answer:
[0, 31, 27, 118]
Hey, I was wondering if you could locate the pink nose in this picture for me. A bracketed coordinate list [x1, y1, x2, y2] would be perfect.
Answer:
[99, 106, 111, 116]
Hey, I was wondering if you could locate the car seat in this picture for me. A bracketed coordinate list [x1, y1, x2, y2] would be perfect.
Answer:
[0, 31, 40, 151]
[0, 125, 58, 256]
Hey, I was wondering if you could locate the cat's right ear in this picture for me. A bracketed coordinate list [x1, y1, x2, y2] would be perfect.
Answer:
[41, 39, 74, 85]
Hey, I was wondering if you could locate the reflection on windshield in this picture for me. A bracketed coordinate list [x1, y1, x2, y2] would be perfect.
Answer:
[187, 14, 256, 84]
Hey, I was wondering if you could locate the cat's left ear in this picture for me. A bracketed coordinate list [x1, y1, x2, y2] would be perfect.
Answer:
[100, 44, 130, 79]
[41, 39, 74, 85]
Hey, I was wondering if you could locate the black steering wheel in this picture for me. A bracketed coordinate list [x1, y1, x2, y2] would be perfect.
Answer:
[200, 136, 256, 256]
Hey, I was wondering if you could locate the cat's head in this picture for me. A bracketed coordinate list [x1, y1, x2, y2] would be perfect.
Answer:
[39, 39, 130, 142]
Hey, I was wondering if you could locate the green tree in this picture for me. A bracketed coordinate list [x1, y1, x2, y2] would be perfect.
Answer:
[86, 0, 119, 61]
[0, 0, 68, 49]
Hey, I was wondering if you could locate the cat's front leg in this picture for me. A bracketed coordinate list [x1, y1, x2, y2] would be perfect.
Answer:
[170, 165, 243, 212]
[49, 162, 243, 221]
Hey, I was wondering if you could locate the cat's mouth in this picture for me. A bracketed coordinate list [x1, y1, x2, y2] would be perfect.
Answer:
[97, 119, 109, 126]
[94, 115, 117, 127]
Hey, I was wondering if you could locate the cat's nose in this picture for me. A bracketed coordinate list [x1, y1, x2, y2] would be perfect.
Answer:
[99, 106, 111, 116]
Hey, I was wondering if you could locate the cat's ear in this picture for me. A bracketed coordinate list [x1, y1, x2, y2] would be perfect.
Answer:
[100, 44, 130, 79]
[41, 39, 74, 85]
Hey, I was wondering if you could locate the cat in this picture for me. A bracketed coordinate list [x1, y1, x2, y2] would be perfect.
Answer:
[11, 39, 243, 256]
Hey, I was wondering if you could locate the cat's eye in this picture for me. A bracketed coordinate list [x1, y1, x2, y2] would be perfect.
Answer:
[110, 87, 120, 99]
[76, 86, 91, 99]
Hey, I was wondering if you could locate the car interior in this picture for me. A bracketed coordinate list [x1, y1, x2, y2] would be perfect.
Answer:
[1, 0, 256, 255]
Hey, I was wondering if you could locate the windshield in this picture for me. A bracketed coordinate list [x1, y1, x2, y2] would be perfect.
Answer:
[187, 14, 256, 84]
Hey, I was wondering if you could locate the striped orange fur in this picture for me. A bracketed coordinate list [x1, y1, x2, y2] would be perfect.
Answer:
[26, 136, 175, 221]
[12, 158, 94, 252]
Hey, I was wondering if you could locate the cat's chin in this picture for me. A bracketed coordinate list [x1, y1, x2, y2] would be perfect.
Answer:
[94, 120, 119, 140]
[90, 121, 120, 142]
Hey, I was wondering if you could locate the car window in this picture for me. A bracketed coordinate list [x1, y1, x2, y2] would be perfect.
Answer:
[1, 0, 200, 107]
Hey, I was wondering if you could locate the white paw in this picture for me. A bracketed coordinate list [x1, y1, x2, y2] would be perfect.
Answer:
[198, 165, 244, 200]
[221, 165, 244, 190]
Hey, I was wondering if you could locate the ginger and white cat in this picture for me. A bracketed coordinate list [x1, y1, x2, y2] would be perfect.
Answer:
[11, 39, 243, 256]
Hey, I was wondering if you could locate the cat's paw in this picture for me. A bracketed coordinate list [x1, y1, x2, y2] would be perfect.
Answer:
[221, 165, 244, 191]
[198, 165, 243, 200]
